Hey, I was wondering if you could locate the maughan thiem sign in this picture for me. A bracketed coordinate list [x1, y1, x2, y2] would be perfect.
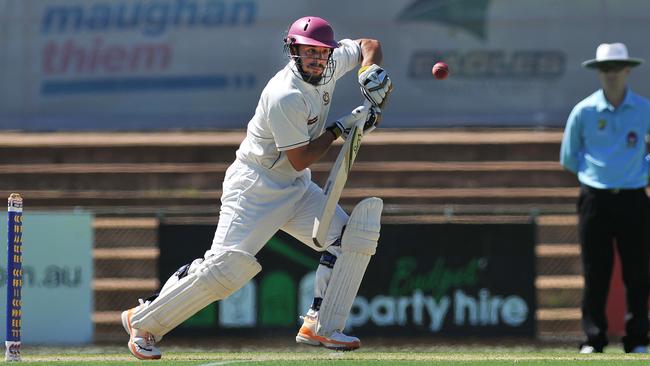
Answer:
[1, 0, 650, 130]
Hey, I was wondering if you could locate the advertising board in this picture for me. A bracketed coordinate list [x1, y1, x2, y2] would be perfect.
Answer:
[159, 222, 536, 337]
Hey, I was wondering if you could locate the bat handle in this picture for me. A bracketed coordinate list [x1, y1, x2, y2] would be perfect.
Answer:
[358, 100, 376, 131]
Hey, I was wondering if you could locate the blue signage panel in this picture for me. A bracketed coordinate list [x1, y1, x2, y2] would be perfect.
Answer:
[0, 212, 94, 344]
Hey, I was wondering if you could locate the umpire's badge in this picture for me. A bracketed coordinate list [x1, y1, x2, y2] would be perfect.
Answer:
[323, 92, 330, 105]
[598, 119, 607, 130]
[627, 131, 638, 147]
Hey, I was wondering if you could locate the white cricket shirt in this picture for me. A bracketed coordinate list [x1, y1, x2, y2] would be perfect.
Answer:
[236, 39, 361, 179]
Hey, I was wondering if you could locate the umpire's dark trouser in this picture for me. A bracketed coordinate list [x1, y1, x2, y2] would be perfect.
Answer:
[578, 185, 650, 352]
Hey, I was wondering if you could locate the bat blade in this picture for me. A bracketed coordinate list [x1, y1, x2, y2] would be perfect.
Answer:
[312, 119, 365, 247]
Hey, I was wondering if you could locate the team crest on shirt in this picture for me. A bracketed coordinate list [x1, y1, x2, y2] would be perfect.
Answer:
[323, 92, 330, 105]
[307, 116, 318, 125]
[597, 119, 607, 130]
[627, 131, 638, 147]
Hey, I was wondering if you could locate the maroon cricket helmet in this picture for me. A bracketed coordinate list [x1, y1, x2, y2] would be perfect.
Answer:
[285, 16, 339, 49]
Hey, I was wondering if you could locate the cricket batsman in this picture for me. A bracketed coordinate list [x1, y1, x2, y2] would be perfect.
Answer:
[120, 15, 393, 359]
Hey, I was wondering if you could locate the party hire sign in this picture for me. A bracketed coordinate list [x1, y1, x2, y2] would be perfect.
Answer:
[158, 222, 536, 337]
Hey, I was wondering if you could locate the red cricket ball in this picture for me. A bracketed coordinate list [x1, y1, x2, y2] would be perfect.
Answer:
[432, 62, 449, 80]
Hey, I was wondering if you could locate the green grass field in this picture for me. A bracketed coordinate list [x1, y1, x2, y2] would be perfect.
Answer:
[11, 345, 650, 365]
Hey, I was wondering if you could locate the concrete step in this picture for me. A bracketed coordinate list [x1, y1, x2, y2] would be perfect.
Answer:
[93, 217, 159, 314]
[537, 275, 583, 289]
[536, 275, 583, 310]
[0, 161, 575, 191]
[93, 278, 159, 314]
[537, 308, 581, 321]
[536, 244, 580, 256]
[0, 132, 244, 164]
[93, 217, 160, 312]
[537, 215, 578, 244]
[380, 203, 573, 218]
[0, 129, 564, 164]
[536, 243, 582, 308]
[94, 278, 159, 291]
[94, 289, 156, 313]
[94, 248, 158, 279]
[94, 218, 158, 249]
[538, 288, 582, 308]
[537, 308, 581, 336]
[0, 187, 581, 209]
[94, 278, 158, 310]
[536, 244, 581, 276]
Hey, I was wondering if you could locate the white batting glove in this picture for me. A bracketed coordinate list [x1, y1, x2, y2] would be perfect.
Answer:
[363, 105, 382, 135]
[358, 64, 393, 108]
[326, 105, 370, 140]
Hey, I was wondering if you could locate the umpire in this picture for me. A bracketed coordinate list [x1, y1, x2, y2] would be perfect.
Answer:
[560, 43, 650, 354]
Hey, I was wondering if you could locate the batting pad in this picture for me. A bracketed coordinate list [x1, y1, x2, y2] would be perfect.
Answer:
[131, 249, 261, 338]
[317, 197, 382, 336]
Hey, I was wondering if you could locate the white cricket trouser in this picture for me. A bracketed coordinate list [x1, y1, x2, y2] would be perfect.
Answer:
[155, 159, 347, 321]
[207, 159, 348, 257]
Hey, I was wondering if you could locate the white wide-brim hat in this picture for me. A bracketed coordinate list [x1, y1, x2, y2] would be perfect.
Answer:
[582, 42, 644, 68]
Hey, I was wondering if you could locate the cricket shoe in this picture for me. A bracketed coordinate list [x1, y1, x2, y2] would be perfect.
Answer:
[121, 300, 162, 360]
[579, 344, 602, 354]
[629, 345, 648, 354]
[295, 315, 360, 351]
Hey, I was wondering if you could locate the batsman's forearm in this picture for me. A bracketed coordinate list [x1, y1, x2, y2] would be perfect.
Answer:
[358, 39, 383, 66]
[286, 131, 337, 171]
[304, 131, 338, 165]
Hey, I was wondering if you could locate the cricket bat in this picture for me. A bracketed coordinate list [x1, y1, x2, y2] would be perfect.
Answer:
[312, 101, 371, 248]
